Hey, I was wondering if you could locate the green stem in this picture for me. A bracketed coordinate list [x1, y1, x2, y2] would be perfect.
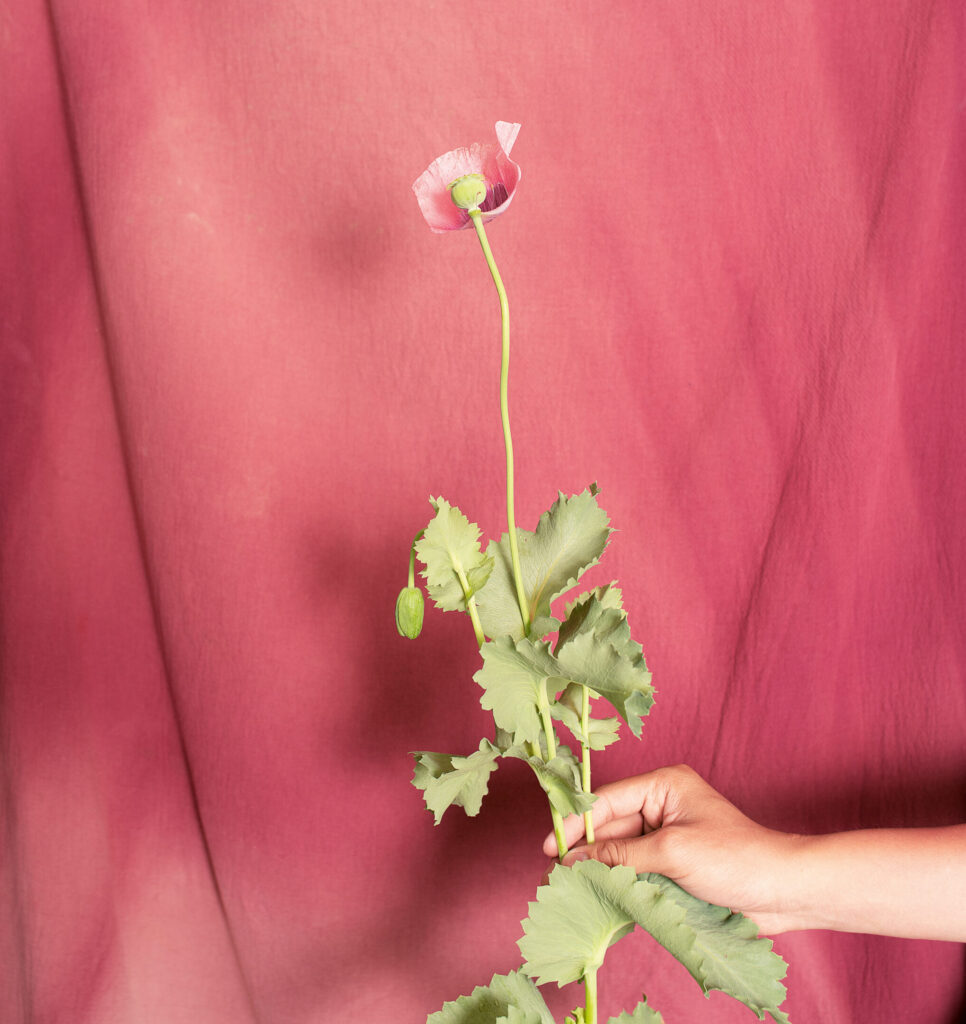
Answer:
[468, 209, 531, 637]
[584, 968, 598, 1024]
[580, 685, 595, 843]
[455, 565, 486, 649]
[407, 529, 424, 588]
[537, 686, 568, 858]
[524, 735, 567, 857]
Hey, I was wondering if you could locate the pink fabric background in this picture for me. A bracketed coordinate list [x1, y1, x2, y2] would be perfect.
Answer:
[2, 2, 964, 1021]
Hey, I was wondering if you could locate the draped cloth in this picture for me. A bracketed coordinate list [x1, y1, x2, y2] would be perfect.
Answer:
[2, 2, 964, 1021]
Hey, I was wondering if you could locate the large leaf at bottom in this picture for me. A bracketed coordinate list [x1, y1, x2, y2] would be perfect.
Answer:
[427, 970, 555, 1024]
[519, 862, 685, 986]
[641, 873, 791, 1023]
[519, 863, 790, 1024]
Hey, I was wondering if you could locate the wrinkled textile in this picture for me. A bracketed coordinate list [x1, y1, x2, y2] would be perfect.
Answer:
[1, 2, 964, 1022]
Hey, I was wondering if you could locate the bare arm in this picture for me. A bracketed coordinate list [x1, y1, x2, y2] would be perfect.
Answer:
[542, 764, 966, 940]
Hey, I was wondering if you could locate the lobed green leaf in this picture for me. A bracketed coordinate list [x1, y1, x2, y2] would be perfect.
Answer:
[561, 582, 624, 634]
[640, 874, 791, 1023]
[476, 617, 652, 749]
[426, 970, 555, 1024]
[474, 637, 560, 747]
[519, 862, 685, 987]
[411, 741, 501, 824]
[551, 683, 621, 751]
[475, 488, 611, 641]
[608, 1000, 665, 1024]
[502, 743, 596, 818]
[416, 497, 494, 613]
[519, 863, 790, 1024]
[554, 597, 654, 737]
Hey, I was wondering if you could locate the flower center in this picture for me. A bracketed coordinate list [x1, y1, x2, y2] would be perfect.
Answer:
[448, 174, 487, 211]
[479, 182, 508, 213]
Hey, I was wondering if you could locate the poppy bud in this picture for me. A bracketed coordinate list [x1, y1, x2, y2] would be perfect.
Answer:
[448, 173, 487, 211]
[395, 586, 425, 639]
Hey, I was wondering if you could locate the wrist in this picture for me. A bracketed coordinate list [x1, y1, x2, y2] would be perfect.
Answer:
[766, 832, 828, 933]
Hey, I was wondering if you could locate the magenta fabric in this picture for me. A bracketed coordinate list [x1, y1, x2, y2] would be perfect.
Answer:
[2, 2, 965, 1022]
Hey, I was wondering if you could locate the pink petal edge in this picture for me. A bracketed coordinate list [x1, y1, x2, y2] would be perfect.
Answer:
[413, 122, 522, 233]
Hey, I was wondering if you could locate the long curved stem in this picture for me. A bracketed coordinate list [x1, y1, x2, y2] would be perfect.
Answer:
[468, 210, 531, 637]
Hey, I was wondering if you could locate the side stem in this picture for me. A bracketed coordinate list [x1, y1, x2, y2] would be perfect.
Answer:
[468, 209, 531, 636]
[407, 529, 424, 587]
[455, 565, 486, 649]
[580, 685, 595, 843]
[537, 686, 568, 858]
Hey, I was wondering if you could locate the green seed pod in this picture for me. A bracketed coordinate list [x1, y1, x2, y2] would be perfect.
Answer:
[448, 173, 487, 211]
[395, 585, 425, 639]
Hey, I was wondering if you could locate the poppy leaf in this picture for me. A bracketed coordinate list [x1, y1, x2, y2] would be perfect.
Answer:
[475, 489, 611, 642]
[551, 683, 621, 751]
[518, 862, 686, 988]
[416, 497, 494, 613]
[502, 743, 596, 818]
[426, 970, 555, 1024]
[411, 740, 501, 824]
[639, 873, 791, 1023]
[607, 1000, 665, 1024]
[520, 863, 790, 1023]
[473, 637, 560, 747]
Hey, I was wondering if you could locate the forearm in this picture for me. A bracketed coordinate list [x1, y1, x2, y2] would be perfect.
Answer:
[777, 824, 966, 941]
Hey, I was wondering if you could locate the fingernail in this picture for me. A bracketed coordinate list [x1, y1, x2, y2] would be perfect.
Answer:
[562, 850, 589, 866]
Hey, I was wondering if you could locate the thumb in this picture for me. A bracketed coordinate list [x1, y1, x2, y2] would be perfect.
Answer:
[562, 834, 664, 874]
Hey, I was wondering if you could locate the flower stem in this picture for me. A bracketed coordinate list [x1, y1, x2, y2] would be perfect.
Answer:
[584, 968, 599, 1024]
[468, 209, 531, 637]
[407, 530, 424, 588]
[580, 685, 595, 843]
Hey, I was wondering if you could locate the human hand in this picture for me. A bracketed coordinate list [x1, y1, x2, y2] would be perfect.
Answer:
[542, 764, 803, 934]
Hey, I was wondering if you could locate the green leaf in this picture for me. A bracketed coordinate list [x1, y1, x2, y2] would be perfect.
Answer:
[427, 970, 556, 1024]
[551, 683, 621, 751]
[503, 743, 596, 818]
[608, 1000, 664, 1024]
[411, 740, 501, 823]
[416, 497, 494, 613]
[563, 582, 624, 623]
[640, 874, 791, 1024]
[475, 488, 611, 641]
[519, 863, 790, 1024]
[519, 862, 685, 987]
[557, 592, 634, 659]
[553, 598, 654, 737]
[474, 637, 560, 747]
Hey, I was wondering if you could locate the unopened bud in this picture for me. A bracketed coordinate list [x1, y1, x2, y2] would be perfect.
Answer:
[395, 586, 425, 639]
[448, 173, 487, 211]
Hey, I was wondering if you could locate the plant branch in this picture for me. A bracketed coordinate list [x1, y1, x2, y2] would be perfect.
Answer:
[455, 564, 486, 648]
[468, 209, 531, 637]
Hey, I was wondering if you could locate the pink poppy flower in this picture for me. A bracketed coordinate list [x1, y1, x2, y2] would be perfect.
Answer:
[412, 121, 522, 233]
